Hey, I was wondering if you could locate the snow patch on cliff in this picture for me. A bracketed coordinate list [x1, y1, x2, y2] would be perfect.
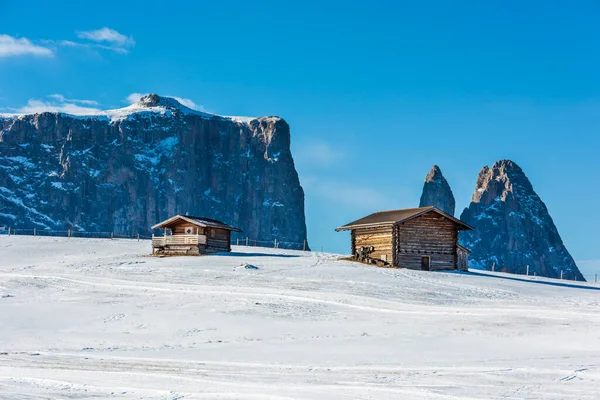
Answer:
[228, 116, 256, 124]
[1, 95, 259, 126]
[133, 137, 179, 169]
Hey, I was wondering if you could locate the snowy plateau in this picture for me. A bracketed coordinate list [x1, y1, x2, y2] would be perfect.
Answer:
[0, 94, 308, 248]
[1, 237, 599, 399]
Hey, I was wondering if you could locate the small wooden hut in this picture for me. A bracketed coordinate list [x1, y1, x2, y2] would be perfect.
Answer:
[336, 206, 473, 271]
[456, 244, 471, 271]
[151, 215, 242, 256]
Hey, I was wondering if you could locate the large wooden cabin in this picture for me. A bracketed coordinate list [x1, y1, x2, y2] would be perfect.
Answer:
[151, 215, 242, 256]
[336, 206, 473, 271]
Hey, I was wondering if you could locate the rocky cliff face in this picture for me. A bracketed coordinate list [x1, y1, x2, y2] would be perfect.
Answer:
[419, 165, 455, 216]
[0, 94, 308, 248]
[459, 160, 583, 280]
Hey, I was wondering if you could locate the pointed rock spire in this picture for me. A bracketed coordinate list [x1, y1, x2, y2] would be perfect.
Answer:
[459, 159, 584, 281]
[419, 165, 456, 216]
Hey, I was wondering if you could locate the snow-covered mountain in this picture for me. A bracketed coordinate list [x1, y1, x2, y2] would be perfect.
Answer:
[0, 94, 308, 247]
[460, 160, 583, 280]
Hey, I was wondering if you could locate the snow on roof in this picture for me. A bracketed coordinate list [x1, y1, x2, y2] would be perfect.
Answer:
[152, 214, 242, 232]
[0, 94, 259, 125]
[336, 206, 473, 231]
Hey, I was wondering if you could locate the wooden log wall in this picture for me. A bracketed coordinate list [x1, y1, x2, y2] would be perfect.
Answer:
[396, 253, 456, 270]
[352, 226, 394, 263]
[163, 224, 232, 253]
[172, 224, 205, 235]
[395, 212, 458, 271]
[207, 228, 231, 252]
[457, 248, 469, 271]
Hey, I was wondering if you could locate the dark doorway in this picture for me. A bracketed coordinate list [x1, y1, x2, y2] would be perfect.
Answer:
[421, 256, 430, 271]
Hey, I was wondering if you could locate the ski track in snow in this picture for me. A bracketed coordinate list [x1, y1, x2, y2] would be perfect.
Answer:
[1, 237, 599, 399]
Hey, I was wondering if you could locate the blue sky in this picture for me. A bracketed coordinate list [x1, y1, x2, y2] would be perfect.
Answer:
[1, 1, 599, 277]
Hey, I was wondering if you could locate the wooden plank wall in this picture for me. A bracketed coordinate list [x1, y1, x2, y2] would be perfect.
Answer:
[457, 248, 469, 271]
[395, 213, 458, 270]
[352, 226, 394, 263]
[207, 228, 231, 252]
[166, 223, 231, 253]
[172, 224, 205, 235]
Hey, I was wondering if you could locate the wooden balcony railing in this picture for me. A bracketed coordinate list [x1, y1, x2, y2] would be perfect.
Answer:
[152, 234, 207, 247]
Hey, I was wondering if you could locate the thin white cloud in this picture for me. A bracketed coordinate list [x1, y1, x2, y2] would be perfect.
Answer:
[295, 141, 346, 168]
[76, 28, 135, 46]
[17, 99, 101, 115]
[0, 34, 54, 58]
[97, 44, 131, 54]
[125, 92, 147, 104]
[302, 177, 394, 209]
[16, 28, 136, 57]
[47, 94, 99, 106]
[171, 97, 204, 111]
[56, 39, 132, 54]
[47, 94, 66, 102]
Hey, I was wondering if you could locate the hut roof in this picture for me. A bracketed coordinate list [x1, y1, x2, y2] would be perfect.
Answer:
[152, 215, 242, 232]
[335, 206, 473, 232]
[457, 243, 472, 254]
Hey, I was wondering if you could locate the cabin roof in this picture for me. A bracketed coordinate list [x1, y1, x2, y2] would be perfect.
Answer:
[152, 215, 242, 232]
[335, 206, 473, 232]
[457, 243, 472, 254]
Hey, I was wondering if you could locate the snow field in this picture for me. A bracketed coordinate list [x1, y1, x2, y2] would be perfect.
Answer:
[0, 237, 599, 399]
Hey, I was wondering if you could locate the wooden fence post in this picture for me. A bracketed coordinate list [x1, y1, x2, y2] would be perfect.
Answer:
[236, 238, 239, 246]
[68, 229, 71, 238]
[526, 265, 529, 276]
[560, 270, 563, 280]
[34, 228, 36, 237]
[303, 240, 306, 251]
[274, 239, 277, 248]
[137, 233, 140, 242]
[595, 273, 597, 283]
[8, 227, 10, 236]
[246, 237, 248, 246]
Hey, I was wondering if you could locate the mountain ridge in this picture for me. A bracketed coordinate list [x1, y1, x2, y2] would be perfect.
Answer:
[0, 94, 264, 125]
[0, 94, 308, 248]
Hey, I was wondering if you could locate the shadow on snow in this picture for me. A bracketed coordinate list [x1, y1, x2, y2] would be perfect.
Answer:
[461, 270, 600, 291]
[212, 252, 301, 258]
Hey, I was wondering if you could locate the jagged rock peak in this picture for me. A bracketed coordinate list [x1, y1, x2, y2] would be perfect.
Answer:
[419, 165, 456, 216]
[136, 94, 185, 109]
[470, 159, 536, 205]
[460, 159, 584, 281]
[425, 165, 444, 182]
